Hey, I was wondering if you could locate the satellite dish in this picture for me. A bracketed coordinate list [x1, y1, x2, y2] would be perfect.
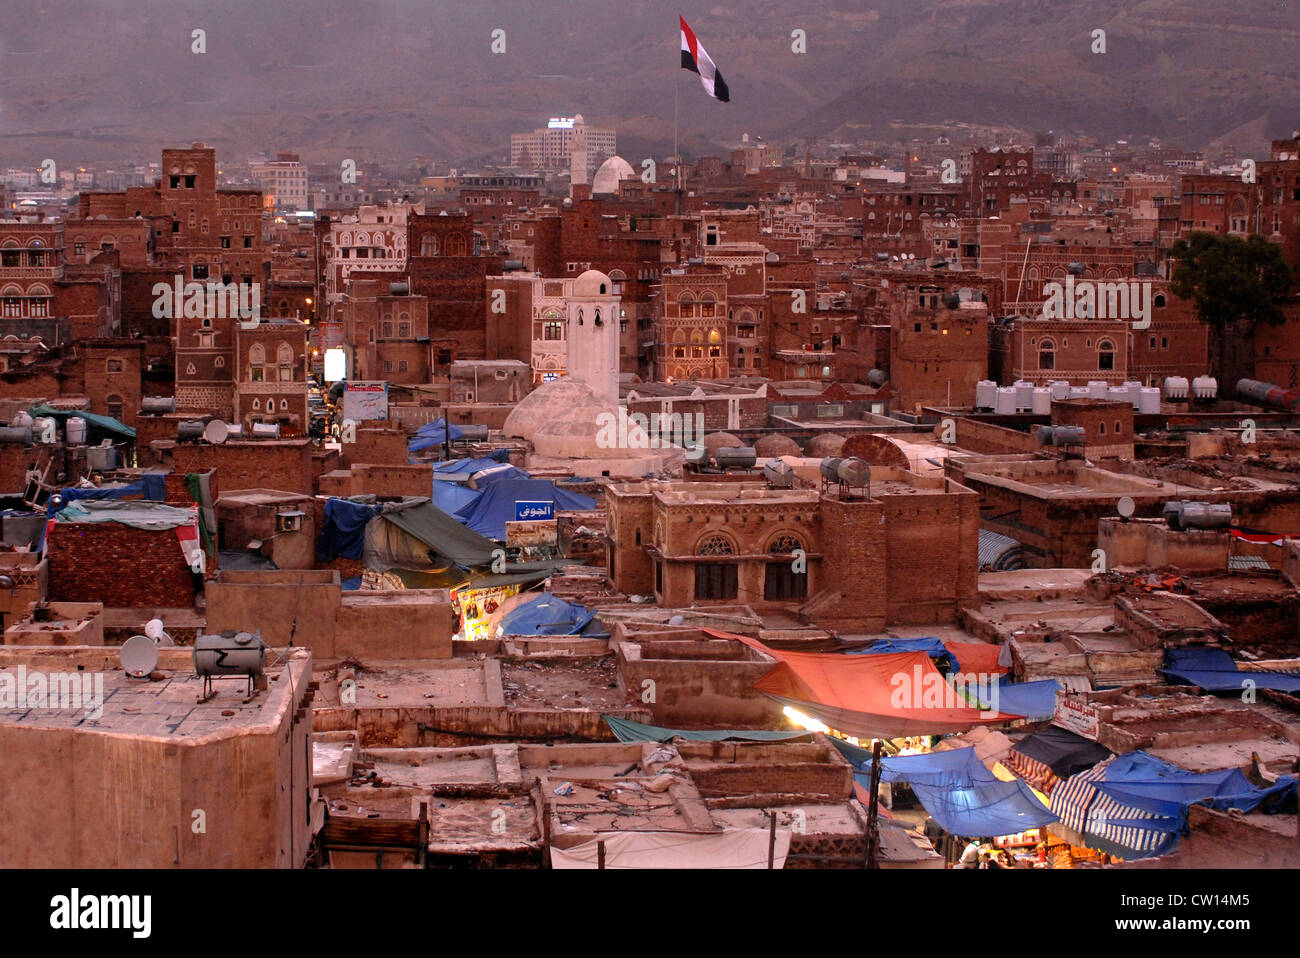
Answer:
[204, 420, 229, 444]
[1117, 496, 1136, 519]
[120, 635, 159, 678]
[49, 493, 65, 511]
[668, 615, 685, 626]
[144, 617, 174, 646]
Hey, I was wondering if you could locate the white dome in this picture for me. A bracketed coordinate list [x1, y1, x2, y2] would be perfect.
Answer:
[573, 269, 613, 298]
[592, 155, 636, 195]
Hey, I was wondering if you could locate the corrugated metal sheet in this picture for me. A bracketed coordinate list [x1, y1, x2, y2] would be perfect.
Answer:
[978, 529, 1027, 571]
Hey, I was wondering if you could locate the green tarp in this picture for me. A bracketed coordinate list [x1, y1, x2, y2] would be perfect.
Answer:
[602, 715, 817, 744]
[379, 501, 499, 567]
[30, 405, 136, 439]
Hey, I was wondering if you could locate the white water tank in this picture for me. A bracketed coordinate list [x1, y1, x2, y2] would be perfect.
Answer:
[1164, 376, 1189, 400]
[1031, 388, 1052, 415]
[1138, 387, 1161, 414]
[975, 380, 997, 410]
[1192, 376, 1218, 399]
[1107, 387, 1129, 404]
[1013, 380, 1034, 411]
[1048, 381, 1070, 401]
[1069, 386, 1091, 400]
[10, 411, 32, 429]
[65, 416, 87, 445]
[1123, 381, 1143, 405]
[1088, 381, 1108, 400]
[994, 387, 1017, 415]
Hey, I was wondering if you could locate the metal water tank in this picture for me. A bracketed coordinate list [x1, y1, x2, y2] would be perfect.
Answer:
[225, 423, 244, 439]
[10, 411, 32, 429]
[1164, 500, 1232, 531]
[1164, 377, 1190, 400]
[994, 387, 1017, 415]
[86, 444, 117, 471]
[975, 380, 997, 410]
[141, 396, 176, 414]
[715, 447, 757, 469]
[1191, 376, 1218, 400]
[764, 461, 796, 488]
[177, 420, 206, 440]
[0, 426, 32, 444]
[458, 424, 489, 442]
[193, 630, 266, 678]
[867, 369, 887, 388]
[1031, 388, 1052, 415]
[836, 457, 870, 487]
[251, 422, 281, 440]
[1138, 388, 1161, 414]
[1038, 425, 1086, 446]
[820, 457, 844, 482]
[65, 417, 87, 445]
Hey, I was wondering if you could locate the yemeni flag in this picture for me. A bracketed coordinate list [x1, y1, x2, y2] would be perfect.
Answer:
[680, 15, 729, 102]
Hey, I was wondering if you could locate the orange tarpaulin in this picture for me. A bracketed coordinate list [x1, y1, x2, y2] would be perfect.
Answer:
[944, 641, 1009, 676]
[704, 629, 1022, 739]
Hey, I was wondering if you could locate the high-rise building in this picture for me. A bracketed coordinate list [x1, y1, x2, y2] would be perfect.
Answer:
[510, 115, 616, 172]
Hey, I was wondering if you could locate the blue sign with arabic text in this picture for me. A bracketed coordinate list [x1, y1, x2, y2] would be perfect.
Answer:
[515, 500, 554, 521]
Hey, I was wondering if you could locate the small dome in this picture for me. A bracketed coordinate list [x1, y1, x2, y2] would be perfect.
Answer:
[702, 432, 743, 456]
[504, 377, 653, 459]
[592, 156, 636, 195]
[754, 434, 801, 458]
[806, 433, 847, 457]
[573, 269, 613, 298]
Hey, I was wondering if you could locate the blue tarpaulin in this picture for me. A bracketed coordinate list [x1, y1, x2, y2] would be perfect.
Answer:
[603, 715, 814, 744]
[497, 592, 610, 638]
[453, 479, 596, 540]
[433, 457, 513, 476]
[47, 475, 166, 516]
[317, 498, 381, 561]
[849, 637, 954, 670]
[431, 480, 481, 516]
[409, 419, 464, 453]
[1052, 751, 1298, 859]
[829, 740, 1057, 837]
[967, 677, 1061, 721]
[1161, 647, 1300, 694]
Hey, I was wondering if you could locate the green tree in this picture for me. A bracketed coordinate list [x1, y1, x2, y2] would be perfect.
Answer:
[1168, 232, 1292, 386]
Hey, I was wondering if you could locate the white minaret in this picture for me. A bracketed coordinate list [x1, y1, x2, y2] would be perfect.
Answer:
[567, 269, 620, 403]
[570, 114, 588, 193]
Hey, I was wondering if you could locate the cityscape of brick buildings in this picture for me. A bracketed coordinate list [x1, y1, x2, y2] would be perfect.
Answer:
[1, 6, 1299, 914]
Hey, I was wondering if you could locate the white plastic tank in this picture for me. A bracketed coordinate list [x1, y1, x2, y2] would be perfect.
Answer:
[1123, 381, 1143, 405]
[1138, 387, 1161, 414]
[10, 411, 32, 429]
[65, 416, 87, 445]
[1164, 376, 1190, 400]
[1107, 387, 1130, 404]
[975, 380, 997, 410]
[994, 387, 1017, 415]
[1031, 388, 1052, 415]
[1192, 376, 1218, 400]
[1013, 380, 1034, 411]
[1069, 386, 1092, 400]
[1049, 381, 1070, 401]
[1088, 381, 1108, 400]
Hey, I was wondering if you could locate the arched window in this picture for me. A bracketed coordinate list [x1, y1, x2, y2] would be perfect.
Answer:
[106, 394, 123, 421]
[697, 534, 735, 555]
[277, 343, 293, 364]
[445, 233, 466, 256]
[420, 234, 439, 255]
[1098, 339, 1115, 371]
[249, 344, 266, 364]
[1039, 338, 1055, 370]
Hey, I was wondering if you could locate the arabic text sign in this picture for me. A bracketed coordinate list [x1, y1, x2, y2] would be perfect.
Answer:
[506, 519, 558, 548]
[515, 500, 553, 521]
[1052, 692, 1100, 740]
[342, 381, 388, 421]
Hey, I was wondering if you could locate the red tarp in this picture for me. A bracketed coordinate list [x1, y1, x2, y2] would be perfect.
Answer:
[704, 629, 1021, 739]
